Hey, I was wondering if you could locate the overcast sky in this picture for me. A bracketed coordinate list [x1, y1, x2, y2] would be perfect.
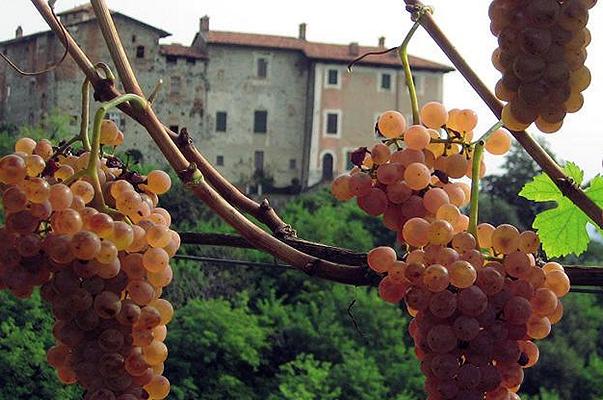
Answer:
[1, 1, 601, 180]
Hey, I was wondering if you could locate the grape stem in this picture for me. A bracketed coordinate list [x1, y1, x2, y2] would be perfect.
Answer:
[79, 78, 92, 152]
[87, 94, 148, 213]
[429, 138, 467, 146]
[468, 121, 503, 242]
[79, 64, 116, 152]
[399, 20, 423, 125]
[468, 141, 484, 240]
[472, 120, 504, 145]
[53, 63, 117, 158]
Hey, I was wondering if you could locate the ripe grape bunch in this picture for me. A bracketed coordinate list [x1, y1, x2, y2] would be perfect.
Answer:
[330, 101, 569, 398]
[0, 119, 178, 400]
[332, 102, 512, 236]
[490, 0, 595, 133]
[369, 224, 569, 400]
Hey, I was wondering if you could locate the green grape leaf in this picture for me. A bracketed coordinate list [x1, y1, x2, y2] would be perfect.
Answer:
[565, 162, 585, 186]
[519, 161, 583, 203]
[520, 163, 602, 258]
[518, 173, 562, 203]
[532, 198, 590, 257]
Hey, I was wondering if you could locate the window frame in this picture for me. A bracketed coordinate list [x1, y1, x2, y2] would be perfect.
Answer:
[257, 57, 268, 78]
[379, 72, 392, 91]
[215, 111, 227, 132]
[319, 150, 337, 177]
[323, 109, 342, 138]
[254, 150, 265, 173]
[136, 45, 145, 59]
[253, 52, 272, 80]
[253, 110, 268, 134]
[324, 67, 342, 89]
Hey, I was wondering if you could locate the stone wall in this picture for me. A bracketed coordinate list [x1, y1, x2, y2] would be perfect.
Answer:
[0, 16, 207, 168]
[204, 45, 309, 188]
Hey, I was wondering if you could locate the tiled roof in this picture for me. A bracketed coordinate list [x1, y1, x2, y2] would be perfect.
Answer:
[160, 44, 207, 60]
[56, 3, 171, 38]
[207, 31, 453, 72]
[56, 3, 95, 15]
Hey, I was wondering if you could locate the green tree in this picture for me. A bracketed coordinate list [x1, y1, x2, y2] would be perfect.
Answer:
[166, 297, 268, 400]
[0, 291, 81, 400]
[270, 354, 341, 400]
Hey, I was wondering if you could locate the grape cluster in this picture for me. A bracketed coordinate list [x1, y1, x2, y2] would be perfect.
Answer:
[0, 120, 177, 399]
[331, 103, 512, 236]
[490, 0, 595, 133]
[369, 224, 568, 400]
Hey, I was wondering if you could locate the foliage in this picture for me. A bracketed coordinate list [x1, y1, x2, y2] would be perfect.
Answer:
[0, 112, 73, 155]
[166, 297, 268, 400]
[520, 162, 603, 257]
[0, 291, 81, 400]
[269, 354, 341, 400]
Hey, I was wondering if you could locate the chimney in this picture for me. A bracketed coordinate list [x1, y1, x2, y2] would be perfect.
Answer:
[15, 26, 23, 38]
[298, 23, 307, 40]
[200, 16, 210, 35]
[348, 42, 359, 56]
[378, 36, 385, 48]
[194, 16, 210, 52]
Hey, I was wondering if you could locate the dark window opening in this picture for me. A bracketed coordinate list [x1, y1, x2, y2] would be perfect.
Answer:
[257, 58, 268, 78]
[327, 69, 338, 85]
[216, 112, 227, 132]
[254, 151, 264, 173]
[131, 35, 137, 43]
[166, 55, 177, 64]
[169, 125, 179, 134]
[381, 73, 391, 90]
[254, 111, 268, 133]
[186, 58, 196, 65]
[289, 159, 297, 170]
[322, 154, 334, 180]
[326, 113, 338, 134]
[216, 155, 224, 166]
[136, 45, 145, 58]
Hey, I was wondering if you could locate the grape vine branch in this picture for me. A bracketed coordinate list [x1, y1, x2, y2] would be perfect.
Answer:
[26, 0, 603, 288]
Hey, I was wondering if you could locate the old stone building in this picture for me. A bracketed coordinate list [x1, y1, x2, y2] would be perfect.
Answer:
[0, 4, 452, 192]
[0, 4, 208, 165]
